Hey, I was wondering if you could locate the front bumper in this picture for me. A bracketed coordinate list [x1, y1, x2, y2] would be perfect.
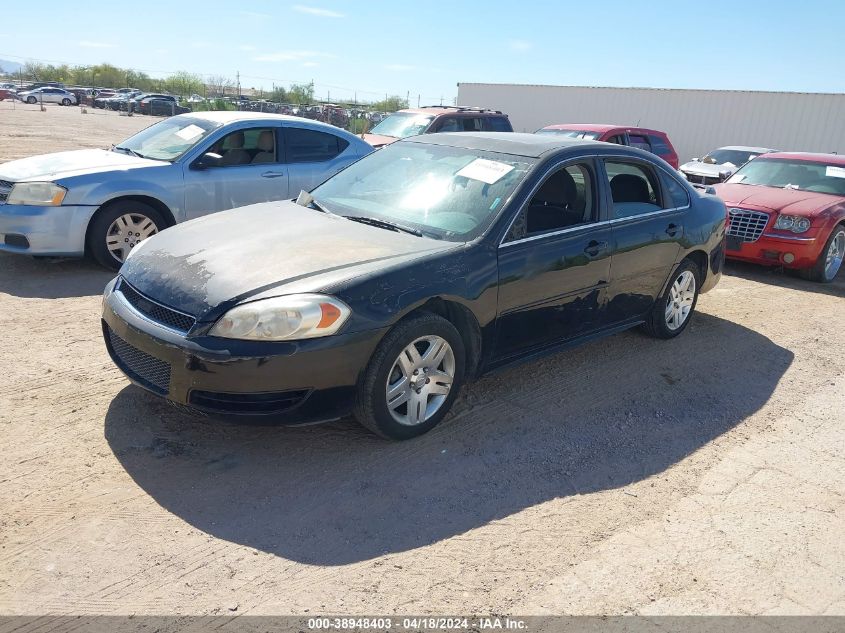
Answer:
[101, 279, 388, 424]
[0, 203, 97, 256]
[726, 232, 823, 270]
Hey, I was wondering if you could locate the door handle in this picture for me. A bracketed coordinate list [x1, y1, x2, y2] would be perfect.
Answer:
[583, 240, 608, 258]
[261, 171, 285, 178]
[666, 223, 682, 237]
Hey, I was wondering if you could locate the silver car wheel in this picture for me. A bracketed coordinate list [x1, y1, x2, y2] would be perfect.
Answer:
[106, 213, 158, 263]
[824, 229, 845, 280]
[386, 335, 456, 426]
[665, 270, 696, 331]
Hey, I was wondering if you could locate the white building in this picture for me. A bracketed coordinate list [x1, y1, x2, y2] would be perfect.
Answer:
[457, 82, 845, 163]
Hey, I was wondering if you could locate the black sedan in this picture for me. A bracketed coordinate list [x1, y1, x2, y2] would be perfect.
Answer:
[102, 133, 726, 440]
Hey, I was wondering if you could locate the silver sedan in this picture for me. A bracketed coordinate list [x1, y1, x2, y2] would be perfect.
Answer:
[17, 87, 78, 106]
[0, 111, 373, 269]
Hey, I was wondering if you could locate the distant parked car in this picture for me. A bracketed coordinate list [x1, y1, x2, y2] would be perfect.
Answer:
[0, 112, 373, 269]
[187, 94, 205, 103]
[536, 124, 680, 169]
[362, 106, 513, 149]
[714, 152, 845, 282]
[100, 133, 725, 439]
[133, 94, 177, 115]
[17, 87, 78, 106]
[0, 88, 16, 101]
[679, 146, 776, 185]
[0, 82, 17, 90]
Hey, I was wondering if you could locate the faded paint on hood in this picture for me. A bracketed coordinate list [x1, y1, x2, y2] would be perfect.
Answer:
[121, 200, 456, 318]
[361, 133, 400, 148]
[0, 149, 162, 183]
[713, 183, 844, 217]
[680, 161, 736, 178]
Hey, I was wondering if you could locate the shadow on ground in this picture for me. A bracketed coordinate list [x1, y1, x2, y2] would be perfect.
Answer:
[0, 252, 113, 299]
[105, 313, 792, 566]
[724, 260, 845, 298]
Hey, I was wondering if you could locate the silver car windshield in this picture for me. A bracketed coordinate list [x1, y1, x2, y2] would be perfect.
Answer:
[116, 117, 221, 161]
[310, 142, 534, 241]
[369, 112, 435, 138]
[702, 149, 757, 165]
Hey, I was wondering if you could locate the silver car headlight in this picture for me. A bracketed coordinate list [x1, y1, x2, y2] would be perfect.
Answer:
[7, 182, 67, 206]
[774, 215, 811, 233]
[210, 294, 351, 341]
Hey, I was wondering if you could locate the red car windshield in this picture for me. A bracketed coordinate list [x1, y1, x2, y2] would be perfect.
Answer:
[727, 158, 845, 196]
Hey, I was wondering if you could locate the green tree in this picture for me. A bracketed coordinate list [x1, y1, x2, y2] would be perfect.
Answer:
[163, 71, 205, 97]
[288, 81, 315, 104]
[371, 95, 408, 112]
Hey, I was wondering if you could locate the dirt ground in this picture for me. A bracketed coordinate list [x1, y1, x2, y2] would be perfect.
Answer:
[0, 105, 843, 617]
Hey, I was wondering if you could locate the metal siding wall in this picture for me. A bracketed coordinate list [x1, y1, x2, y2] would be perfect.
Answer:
[457, 83, 845, 163]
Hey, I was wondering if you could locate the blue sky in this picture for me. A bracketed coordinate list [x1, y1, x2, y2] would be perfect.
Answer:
[1, 0, 843, 103]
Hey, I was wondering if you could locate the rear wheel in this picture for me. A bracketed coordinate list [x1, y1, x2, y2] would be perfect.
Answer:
[26, 96, 36, 104]
[61, 98, 71, 106]
[88, 200, 165, 270]
[354, 313, 465, 440]
[643, 259, 700, 339]
[801, 224, 845, 283]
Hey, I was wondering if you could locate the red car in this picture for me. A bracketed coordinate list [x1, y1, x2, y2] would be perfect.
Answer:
[713, 152, 845, 282]
[536, 124, 679, 169]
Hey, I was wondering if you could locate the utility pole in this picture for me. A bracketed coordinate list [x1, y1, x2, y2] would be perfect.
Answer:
[417, 94, 420, 108]
[406, 90, 409, 108]
[236, 71, 240, 97]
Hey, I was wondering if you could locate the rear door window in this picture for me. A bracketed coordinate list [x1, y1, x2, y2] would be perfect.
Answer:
[649, 135, 671, 156]
[628, 134, 652, 152]
[484, 117, 513, 132]
[659, 171, 691, 208]
[604, 160, 664, 219]
[285, 127, 349, 163]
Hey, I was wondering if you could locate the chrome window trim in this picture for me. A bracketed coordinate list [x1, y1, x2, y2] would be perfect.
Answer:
[499, 153, 690, 249]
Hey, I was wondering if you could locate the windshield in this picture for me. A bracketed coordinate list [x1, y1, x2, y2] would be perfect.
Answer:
[310, 142, 534, 241]
[116, 117, 221, 161]
[536, 128, 602, 140]
[702, 149, 760, 166]
[369, 112, 435, 139]
[727, 158, 845, 195]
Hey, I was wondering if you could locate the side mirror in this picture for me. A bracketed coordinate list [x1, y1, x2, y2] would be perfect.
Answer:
[691, 157, 700, 162]
[193, 152, 222, 169]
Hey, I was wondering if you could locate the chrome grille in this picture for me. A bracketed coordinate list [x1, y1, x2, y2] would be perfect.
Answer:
[0, 180, 13, 204]
[117, 279, 196, 333]
[727, 208, 770, 243]
[106, 326, 171, 395]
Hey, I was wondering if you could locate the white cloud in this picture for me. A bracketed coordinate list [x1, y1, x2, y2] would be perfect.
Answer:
[240, 45, 257, 51]
[302, 62, 320, 68]
[508, 39, 532, 51]
[78, 40, 114, 48]
[191, 41, 211, 49]
[253, 50, 334, 62]
[240, 10, 272, 18]
[293, 4, 344, 18]
[384, 64, 414, 72]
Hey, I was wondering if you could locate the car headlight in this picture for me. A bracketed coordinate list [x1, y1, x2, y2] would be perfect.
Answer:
[7, 182, 67, 206]
[774, 215, 811, 233]
[209, 294, 351, 341]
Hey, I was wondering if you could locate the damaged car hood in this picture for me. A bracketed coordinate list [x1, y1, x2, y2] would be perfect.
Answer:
[713, 183, 844, 216]
[0, 149, 163, 183]
[120, 201, 458, 318]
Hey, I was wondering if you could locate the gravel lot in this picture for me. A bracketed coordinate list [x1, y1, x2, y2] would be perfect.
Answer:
[1, 104, 843, 616]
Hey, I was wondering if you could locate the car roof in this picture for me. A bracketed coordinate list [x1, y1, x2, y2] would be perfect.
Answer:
[406, 131, 610, 158]
[175, 111, 365, 137]
[541, 123, 667, 135]
[762, 152, 845, 166]
[397, 107, 506, 117]
[716, 145, 777, 153]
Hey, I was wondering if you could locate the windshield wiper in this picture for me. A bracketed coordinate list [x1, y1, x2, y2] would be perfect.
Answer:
[295, 190, 336, 215]
[113, 146, 146, 159]
[343, 215, 423, 237]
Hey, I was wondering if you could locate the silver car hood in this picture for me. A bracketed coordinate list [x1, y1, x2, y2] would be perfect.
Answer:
[0, 149, 162, 183]
[679, 160, 737, 177]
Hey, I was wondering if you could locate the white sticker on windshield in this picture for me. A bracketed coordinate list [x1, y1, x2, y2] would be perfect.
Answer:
[175, 124, 204, 141]
[825, 166, 845, 179]
[456, 158, 515, 184]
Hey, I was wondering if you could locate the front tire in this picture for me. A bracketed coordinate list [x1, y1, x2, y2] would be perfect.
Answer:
[26, 96, 36, 104]
[88, 200, 165, 271]
[643, 259, 701, 339]
[61, 98, 71, 106]
[801, 224, 845, 283]
[354, 313, 465, 440]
